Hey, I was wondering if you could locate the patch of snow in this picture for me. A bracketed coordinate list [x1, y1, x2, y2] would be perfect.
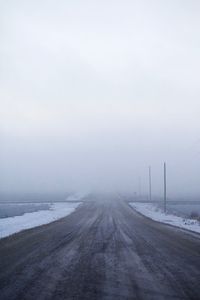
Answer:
[0, 202, 80, 239]
[130, 203, 200, 234]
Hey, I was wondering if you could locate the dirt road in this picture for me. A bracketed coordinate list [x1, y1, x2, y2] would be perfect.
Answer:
[0, 197, 200, 300]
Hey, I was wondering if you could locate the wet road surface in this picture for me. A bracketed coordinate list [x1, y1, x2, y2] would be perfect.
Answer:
[0, 197, 200, 300]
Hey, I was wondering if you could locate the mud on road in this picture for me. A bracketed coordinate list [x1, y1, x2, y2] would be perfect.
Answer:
[0, 197, 200, 300]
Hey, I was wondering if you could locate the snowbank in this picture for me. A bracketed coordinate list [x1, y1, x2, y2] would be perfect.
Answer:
[0, 202, 80, 239]
[130, 203, 200, 234]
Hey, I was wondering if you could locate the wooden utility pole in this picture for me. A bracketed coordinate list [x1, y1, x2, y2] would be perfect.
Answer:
[138, 176, 141, 198]
[149, 166, 152, 201]
[164, 162, 167, 213]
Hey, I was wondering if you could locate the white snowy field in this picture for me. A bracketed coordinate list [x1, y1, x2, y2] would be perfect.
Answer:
[130, 203, 200, 234]
[0, 202, 80, 239]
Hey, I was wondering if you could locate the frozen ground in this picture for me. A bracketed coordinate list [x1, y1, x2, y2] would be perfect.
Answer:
[0, 203, 50, 218]
[130, 202, 200, 234]
[0, 202, 80, 239]
[166, 203, 200, 218]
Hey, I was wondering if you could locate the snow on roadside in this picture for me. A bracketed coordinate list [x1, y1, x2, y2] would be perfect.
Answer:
[0, 202, 80, 239]
[130, 203, 200, 234]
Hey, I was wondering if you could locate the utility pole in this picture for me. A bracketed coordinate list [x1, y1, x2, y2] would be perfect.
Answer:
[149, 166, 152, 202]
[138, 176, 141, 199]
[164, 162, 167, 213]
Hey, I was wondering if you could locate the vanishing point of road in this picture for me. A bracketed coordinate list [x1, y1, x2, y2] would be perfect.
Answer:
[0, 196, 200, 300]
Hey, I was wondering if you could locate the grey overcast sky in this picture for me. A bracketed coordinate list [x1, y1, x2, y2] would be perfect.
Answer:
[0, 0, 200, 197]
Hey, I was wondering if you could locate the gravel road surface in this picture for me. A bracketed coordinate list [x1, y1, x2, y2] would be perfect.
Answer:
[0, 196, 200, 300]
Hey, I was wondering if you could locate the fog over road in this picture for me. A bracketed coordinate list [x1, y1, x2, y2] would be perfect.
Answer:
[0, 196, 200, 300]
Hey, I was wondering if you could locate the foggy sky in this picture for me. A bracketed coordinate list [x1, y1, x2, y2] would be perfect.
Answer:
[1, 0, 200, 198]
